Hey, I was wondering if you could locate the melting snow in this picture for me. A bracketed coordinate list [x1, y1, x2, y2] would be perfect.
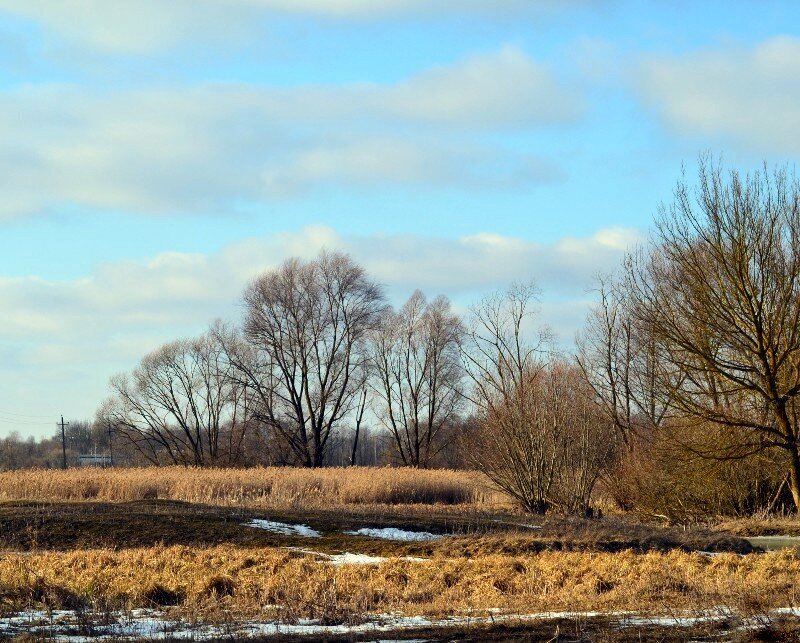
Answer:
[1, 607, 798, 640]
[285, 546, 426, 566]
[243, 519, 320, 537]
[345, 527, 444, 541]
[329, 552, 389, 566]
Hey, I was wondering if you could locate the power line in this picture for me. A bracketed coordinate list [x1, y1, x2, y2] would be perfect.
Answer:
[0, 419, 53, 427]
[0, 408, 52, 419]
[0, 413, 56, 426]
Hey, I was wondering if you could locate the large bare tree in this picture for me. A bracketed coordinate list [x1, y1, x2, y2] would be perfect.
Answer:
[371, 290, 464, 467]
[104, 329, 253, 466]
[625, 160, 800, 510]
[236, 251, 385, 467]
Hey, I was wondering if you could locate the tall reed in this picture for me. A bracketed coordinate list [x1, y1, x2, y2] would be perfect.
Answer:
[0, 466, 504, 508]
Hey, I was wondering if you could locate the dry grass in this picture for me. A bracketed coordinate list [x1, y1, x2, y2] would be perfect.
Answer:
[1, 467, 795, 640]
[715, 515, 800, 537]
[0, 545, 797, 622]
[0, 466, 506, 509]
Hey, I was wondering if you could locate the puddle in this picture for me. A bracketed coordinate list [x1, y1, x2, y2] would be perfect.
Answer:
[242, 519, 321, 537]
[344, 527, 444, 542]
[745, 536, 800, 551]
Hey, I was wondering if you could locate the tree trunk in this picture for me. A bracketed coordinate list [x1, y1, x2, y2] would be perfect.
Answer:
[350, 428, 360, 466]
[788, 446, 800, 512]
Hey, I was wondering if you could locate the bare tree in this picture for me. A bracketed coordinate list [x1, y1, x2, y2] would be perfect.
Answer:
[349, 384, 368, 466]
[625, 160, 800, 510]
[371, 290, 465, 467]
[104, 329, 253, 466]
[576, 274, 671, 449]
[462, 282, 555, 512]
[236, 251, 385, 467]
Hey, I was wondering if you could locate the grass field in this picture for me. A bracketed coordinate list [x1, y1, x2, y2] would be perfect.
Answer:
[0, 465, 503, 509]
[0, 467, 798, 641]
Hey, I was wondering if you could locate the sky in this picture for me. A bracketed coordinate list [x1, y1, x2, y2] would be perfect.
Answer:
[0, 0, 798, 437]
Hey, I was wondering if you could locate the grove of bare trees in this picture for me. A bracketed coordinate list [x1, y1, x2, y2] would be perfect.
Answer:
[38, 159, 794, 518]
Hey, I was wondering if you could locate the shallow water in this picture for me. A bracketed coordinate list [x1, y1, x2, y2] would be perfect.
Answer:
[745, 535, 800, 551]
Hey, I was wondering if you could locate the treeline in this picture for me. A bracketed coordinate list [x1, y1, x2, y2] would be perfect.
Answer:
[0, 421, 112, 470]
[4, 159, 800, 520]
[0, 421, 459, 470]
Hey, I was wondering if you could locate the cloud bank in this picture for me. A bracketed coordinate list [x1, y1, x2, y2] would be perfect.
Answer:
[0, 1, 588, 54]
[0, 47, 579, 219]
[637, 36, 800, 154]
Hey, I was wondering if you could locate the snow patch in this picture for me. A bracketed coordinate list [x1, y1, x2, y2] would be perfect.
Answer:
[329, 552, 390, 566]
[345, 527, 444, 541]
[1, 607, 797, 640]
[285, 546, 426, 566]
[243, 519, 320, 537]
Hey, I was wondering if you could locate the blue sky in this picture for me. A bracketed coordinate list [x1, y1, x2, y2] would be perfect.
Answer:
[0, 0, 798, 436]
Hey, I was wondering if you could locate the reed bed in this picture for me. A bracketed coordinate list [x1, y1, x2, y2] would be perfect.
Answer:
[0, 546, 797, 621]
[0, 466, 505, 509]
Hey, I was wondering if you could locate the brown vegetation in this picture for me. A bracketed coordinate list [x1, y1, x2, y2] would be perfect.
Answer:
[463, 284, 615, 514]
[0, 499, 755, 554]
[0, 466, 502, 508]
[0, 545, 798, 621]
[623, 161, 800, 510]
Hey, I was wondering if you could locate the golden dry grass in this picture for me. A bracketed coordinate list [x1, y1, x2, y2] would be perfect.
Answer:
[0, 466, 506, 509]
[0, 546, 797, 621]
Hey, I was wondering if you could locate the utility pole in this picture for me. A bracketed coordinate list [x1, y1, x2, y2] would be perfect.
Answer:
[59, 415, 69, 470]
[107, 421, 114, 467]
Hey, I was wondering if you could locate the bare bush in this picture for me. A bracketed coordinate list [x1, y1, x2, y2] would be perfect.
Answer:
[461, 283, 551, 512]
[608, 424, 790, 522]
[462, 283, 613, 513]
[549, 364, 617, 514]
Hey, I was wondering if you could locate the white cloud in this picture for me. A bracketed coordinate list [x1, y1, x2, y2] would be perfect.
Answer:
[0, 1, 589, 54]
[388, 46, 582, 127]
[636, 36, 800, 154]
[0, 224, 640, 436]
[0, 1, 257, 55]
[0, 48, 577, 219]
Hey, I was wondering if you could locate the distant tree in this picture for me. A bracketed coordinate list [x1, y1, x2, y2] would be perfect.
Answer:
[105, 329, 253, 466]
[233, 251, 386, 467]
[371, 290, 465, 467]
[624, 160, 800, 511]
[576, 274, 671, 450]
